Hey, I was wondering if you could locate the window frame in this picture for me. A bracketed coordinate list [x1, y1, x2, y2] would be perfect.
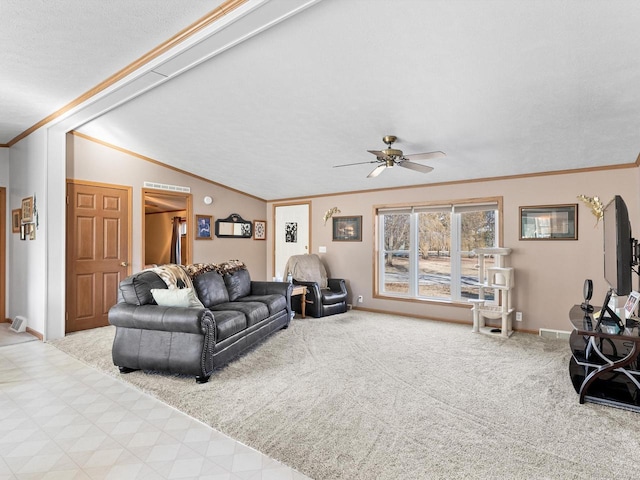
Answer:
[373, 196, 503, 305]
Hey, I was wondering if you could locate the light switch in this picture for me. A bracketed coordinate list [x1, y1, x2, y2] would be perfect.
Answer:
[318, 246, 327, 253]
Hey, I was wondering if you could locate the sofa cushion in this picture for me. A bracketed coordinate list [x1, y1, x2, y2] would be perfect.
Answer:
[119, 271, 167, 305]
[213, 310, 247, 341]
[193, 271, 229, 308]
[224, 269, 251, 301]
[239, 294, 286, 315]
[150, 288, 204, 308]
[211, 302, 269, 327]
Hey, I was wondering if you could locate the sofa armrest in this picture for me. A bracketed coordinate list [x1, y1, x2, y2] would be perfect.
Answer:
[250, 281, 292, 297]
[108, 303, 214, 336]
[328, 278, 347, 294]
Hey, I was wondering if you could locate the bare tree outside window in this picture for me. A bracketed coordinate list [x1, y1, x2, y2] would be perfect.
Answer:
[378, 201, 499, 301]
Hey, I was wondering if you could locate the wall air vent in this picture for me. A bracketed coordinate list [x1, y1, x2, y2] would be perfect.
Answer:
[143, 182, 191, 193]
[10, 316, 27, 333]
[539, 328, 570, 340]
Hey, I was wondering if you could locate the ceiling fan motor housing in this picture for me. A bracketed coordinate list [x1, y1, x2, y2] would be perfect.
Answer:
[382, 148, 402, 158]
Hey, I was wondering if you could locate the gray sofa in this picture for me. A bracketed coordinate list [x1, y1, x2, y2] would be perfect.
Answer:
[108, 263, 292, 383]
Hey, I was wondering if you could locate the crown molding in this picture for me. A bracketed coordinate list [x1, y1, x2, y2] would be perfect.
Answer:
[6, 0, 248, 147]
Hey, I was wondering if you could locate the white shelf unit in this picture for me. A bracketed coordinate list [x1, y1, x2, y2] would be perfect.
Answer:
[469, 247, 515, 337]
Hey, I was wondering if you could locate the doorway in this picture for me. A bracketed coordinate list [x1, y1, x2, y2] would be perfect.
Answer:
[273, 202, 311, 279]
[66, 181, 131, 332]
[142, 189, 192, 267]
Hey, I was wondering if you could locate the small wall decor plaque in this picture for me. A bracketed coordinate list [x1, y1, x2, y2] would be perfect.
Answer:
[253, 220, 266, 240]
[195, 214, 213, 240]
[21, 196, 33, 223]
[11, 209, 21, 233]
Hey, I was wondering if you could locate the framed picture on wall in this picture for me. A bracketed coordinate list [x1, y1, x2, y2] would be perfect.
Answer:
[12, 209, 21, 233]
[332, 216, 362, 241]
[195, 214, 213, 240]
[519, 204, 578, 240]
[21, 196, 33, 223]
[254, 220, 266, 240]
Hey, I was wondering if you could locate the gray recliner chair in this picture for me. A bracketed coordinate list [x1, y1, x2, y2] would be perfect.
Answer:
[284, 254, 348, 318]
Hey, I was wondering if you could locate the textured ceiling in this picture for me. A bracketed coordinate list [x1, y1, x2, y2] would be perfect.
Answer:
[0, 0, 217, 142]
[4, 1, 640, 200]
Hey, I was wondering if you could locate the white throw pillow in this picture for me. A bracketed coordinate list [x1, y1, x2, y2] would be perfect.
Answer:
[151, 288, 205, 309]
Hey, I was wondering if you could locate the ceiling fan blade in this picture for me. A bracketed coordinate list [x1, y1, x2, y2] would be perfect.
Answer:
[367, 149, 390, 159]
[398, 161, 434, 173]
[403, 151, 446, 161]
[333, 160, 379, 168]
[367, 164, 387, 178]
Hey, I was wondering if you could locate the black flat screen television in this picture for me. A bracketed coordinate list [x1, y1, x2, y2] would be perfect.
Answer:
[597, 195, 635, 332]
[603, 195, 633, 296]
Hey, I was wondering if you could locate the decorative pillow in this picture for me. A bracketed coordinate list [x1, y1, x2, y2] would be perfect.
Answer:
[150, 288, 205, 308]
[185, 263, 220, 279]
[224, 269, 251, 301]
[217, 260, 246, 275]
[185, 260, 247, 279]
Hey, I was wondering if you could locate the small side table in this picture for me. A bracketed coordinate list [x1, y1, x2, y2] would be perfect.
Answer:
[291, 285, 307, 318]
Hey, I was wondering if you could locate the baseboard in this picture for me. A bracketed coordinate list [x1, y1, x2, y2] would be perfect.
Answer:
[2, 317, 43, 340]
[26, 327, 44, 341]
[351, 306, 541, 335]
[538, 328, 571, 340]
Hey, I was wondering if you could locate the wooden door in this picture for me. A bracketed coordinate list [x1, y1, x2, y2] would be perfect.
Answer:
[66, 181, 130, 332]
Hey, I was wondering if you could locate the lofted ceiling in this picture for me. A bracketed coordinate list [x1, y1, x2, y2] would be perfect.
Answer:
[3, 0, 640, 201]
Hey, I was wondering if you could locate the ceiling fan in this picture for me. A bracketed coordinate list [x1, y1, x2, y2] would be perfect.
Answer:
[334, 135, 446, 178]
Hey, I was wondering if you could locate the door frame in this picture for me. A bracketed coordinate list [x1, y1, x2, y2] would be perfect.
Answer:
[141, 189, 193, 266]
[66, 179, 132, 333]
[271, 201, 312, 278]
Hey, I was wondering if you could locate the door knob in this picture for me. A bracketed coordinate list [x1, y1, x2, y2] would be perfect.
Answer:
[120, 262, 129, 267]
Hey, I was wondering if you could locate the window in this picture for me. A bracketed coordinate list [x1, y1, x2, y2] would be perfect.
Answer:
[377, 198, 501, 302]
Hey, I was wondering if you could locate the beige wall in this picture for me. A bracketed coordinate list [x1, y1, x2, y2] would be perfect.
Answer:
[65, 131, 640, 333]
[67, 133, 269, 279]
[268, 167, 640, 333]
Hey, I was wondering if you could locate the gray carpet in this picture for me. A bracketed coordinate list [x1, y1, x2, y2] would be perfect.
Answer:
[51, 311, 640, 480]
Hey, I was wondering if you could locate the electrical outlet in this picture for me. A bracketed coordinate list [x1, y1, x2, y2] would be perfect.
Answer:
[516, 311, 523, 322]
[357, 295, 363, 303]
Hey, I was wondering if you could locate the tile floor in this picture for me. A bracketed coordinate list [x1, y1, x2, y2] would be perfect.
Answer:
[0, 341, 310, 480]
[0, 323, 37, 348]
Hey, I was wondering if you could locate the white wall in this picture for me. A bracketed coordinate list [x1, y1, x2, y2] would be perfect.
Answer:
[7, 131, 48, 335]
[0, 149, 8, 185]
[1, 148, 8, 321]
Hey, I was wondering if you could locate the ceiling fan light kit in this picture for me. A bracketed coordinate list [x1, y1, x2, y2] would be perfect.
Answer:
[334, 135, 446, 178]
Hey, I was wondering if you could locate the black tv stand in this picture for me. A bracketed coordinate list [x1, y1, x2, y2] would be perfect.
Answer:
[594, 289, 625, 333]
[568, 305, 640, 412]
